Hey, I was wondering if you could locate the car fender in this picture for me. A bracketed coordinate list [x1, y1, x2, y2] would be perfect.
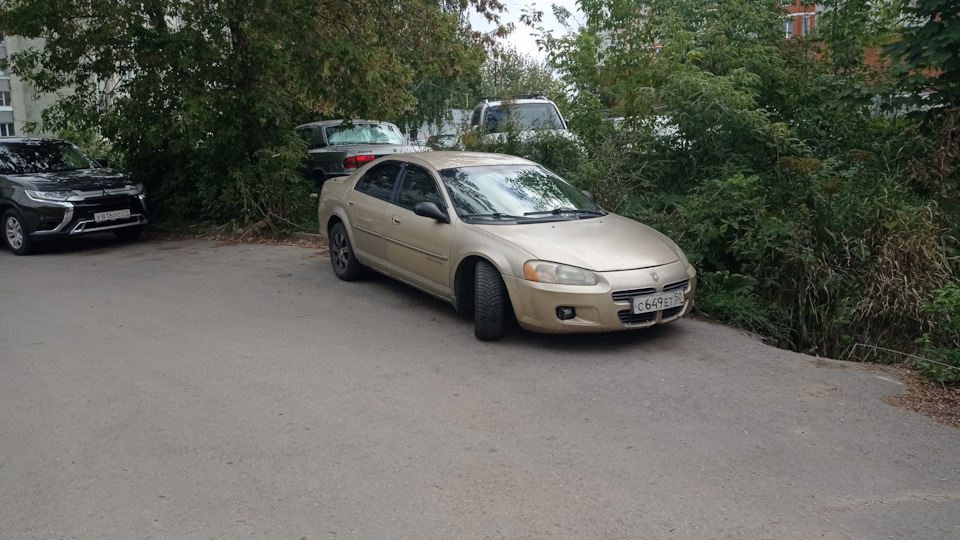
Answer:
[447, 222, 537, 293]
[319, 205, 355, 244]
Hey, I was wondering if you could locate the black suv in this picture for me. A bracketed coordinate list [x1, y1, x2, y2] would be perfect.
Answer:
[0, 138, 149, 255]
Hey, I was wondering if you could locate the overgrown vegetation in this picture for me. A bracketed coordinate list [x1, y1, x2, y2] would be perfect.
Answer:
[511, 0, 960, 381]
[0, 0, 503, 229]
[2, 0, 958, 381]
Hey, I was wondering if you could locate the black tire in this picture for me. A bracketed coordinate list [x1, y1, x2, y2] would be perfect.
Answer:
[329, 222, 365, 281]
[114, 225, 144, 242]
[474, 259, 506, 341]
[3, 208, 34, 256]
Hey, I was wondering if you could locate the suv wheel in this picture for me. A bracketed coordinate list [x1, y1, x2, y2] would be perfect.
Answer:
[3, 208, 34, 255]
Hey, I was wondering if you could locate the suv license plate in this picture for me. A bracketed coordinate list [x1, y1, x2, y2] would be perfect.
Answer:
[94, 209, 131, 223]
[633, 291, 685, 314]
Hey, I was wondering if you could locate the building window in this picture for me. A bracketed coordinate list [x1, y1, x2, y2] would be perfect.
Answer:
[802, 14, 811, 35]
[0, 123, 14, 137]
[0, 91, 10, 106]
[783, 19, 793, 38]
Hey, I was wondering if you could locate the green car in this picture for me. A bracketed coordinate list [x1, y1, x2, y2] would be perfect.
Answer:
[296, 120, 427, 189]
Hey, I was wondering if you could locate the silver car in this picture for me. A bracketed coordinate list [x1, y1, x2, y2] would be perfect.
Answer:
[318, 151, 696, 340]
[296, 120, 426, 189]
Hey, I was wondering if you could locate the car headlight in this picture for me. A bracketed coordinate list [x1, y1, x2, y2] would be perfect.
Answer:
[523, 260, 598, 286]
[25, 190, 74, 202]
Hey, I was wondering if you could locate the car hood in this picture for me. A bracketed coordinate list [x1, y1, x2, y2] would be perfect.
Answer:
[8, 168, 134, 191]
[476, 213, 680, 272]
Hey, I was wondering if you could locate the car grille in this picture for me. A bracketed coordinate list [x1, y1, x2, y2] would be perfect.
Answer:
[611, 287, 656, 302]
[617, 311, 658, 325]
[614, 279, 690, 325]
[662, 279, 688, 292]
[73, 195, 141, 216]
[68, 194, 147, 234]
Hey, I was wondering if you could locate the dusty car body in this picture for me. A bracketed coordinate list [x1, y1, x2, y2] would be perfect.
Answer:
[318, 151, 696, 340]
[295, 120, 426, 189]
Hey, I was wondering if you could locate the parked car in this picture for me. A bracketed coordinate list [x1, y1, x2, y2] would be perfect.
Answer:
[295, 120, 427, 189]
[317, 151, 696, 340]
[469, 94, 572, 142]
[0, 138, 149, 255]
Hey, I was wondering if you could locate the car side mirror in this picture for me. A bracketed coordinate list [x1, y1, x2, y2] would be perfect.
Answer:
[414, 201, 450, 224]
[581, 190, 595, 202]
[96, 158, 110, 168]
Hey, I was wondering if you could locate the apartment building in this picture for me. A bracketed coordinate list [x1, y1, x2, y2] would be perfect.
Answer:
[0, 33, 59, 137]
[783, 1, 818, 38]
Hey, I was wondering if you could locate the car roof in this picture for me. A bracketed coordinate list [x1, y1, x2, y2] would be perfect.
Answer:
[381, 151, 537, 171]
[0, 137, 66, 144]
[295, 119, 397, 130]
[483, 98, 556, 107]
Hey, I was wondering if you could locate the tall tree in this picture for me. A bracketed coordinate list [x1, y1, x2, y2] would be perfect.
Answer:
[478, 45, 561, 99]
[0, 0, 502, 226]
[885, 0, 960, 110]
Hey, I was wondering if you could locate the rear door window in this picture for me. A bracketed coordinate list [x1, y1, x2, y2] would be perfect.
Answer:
[354, 162, 402, 202]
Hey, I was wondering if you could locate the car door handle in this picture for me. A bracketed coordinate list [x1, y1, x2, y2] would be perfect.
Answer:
[391, 215, 402, 225]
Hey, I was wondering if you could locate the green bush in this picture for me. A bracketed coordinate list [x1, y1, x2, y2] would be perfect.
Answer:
[917, 283, 960, 383]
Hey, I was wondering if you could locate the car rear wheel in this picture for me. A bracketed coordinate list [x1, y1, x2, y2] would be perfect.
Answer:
[330, 222, 365, 281]
[474, 259, 506, 341]
[114, 225, 144, 242]
[3, 208, 34, 256]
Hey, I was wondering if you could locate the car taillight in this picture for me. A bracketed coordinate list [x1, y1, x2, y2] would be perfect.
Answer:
[343, 155, 376, 168]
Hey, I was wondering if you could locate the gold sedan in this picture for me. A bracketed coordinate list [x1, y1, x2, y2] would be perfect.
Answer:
[318, 151, 696, 340]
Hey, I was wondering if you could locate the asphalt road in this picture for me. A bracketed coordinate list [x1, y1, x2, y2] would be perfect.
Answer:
[1, 235, 958, 540]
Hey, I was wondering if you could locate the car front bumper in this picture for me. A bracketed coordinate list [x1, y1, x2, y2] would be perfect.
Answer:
[24, 192, 149, 238]
[503, 260, 697, 334]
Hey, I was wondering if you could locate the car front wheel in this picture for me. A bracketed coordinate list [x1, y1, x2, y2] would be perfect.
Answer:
[474, 259, 506, 341]
[3, 208, 34, 255]
[330, 222, 365, 281]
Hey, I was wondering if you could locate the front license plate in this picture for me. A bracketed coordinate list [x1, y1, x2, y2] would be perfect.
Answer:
[94, 209, 131, 223]
[633, 290, 685, 314]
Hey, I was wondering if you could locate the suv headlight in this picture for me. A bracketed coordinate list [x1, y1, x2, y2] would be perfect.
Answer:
[523, 261, 598, 286]
[25, 190, 74, 202]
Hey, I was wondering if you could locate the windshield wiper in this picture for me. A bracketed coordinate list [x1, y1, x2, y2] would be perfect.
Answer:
[460, 212, 525, 220]
[523, 208, 607, 217]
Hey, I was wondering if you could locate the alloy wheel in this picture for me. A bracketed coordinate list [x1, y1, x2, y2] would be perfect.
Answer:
[5, 216, 23, 250]
[332, 230, 350, 272]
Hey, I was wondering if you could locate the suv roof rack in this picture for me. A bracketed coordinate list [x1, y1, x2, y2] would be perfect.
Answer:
[478, 93, 549, 103]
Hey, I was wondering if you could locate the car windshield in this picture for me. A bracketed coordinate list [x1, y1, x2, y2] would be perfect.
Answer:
[325, 124, 405, 145]
[0, 140, 98, 174]
[484, 103, 564, 133]
[439, 165, 603, 221]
